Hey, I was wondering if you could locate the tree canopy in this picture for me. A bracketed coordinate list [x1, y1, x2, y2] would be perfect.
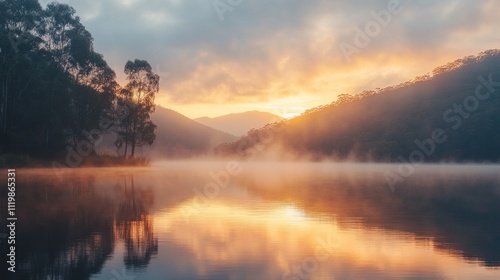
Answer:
[115, 59, 159, 158]
[0, 0, 157, 162]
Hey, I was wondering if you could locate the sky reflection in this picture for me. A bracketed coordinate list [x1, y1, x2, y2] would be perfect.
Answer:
[6, 164, 500, 279]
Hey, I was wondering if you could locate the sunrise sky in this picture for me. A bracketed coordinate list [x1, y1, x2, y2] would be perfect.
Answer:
[44, 0, 500, 119]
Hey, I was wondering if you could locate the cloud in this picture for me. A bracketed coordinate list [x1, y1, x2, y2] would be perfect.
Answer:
[54, 0, 500, 105]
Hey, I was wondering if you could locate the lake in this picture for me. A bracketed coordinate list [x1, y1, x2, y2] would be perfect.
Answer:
[3, 162, 500, 279]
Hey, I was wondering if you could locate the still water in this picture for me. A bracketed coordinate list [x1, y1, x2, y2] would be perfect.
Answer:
[2, 162, 500, 280]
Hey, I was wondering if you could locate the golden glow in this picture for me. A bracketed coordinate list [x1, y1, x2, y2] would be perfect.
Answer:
[155, 45, 500, 119]
[279, 205, 307, 221]
[152, 199, 497, 279]
[158, 94, 323, 119]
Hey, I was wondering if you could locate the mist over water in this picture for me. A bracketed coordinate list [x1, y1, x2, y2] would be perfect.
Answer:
[3, 162, 500, 279]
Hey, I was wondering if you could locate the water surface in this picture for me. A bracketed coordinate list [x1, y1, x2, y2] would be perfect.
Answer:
[2, 162, 500, 279]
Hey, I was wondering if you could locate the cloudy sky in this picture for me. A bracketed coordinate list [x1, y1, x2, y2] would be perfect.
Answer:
[43, 0, 500, 118]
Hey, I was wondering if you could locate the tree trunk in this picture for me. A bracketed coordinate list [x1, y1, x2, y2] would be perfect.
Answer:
[131, 118, 137, 159]
[1, 80, 8, 134]
[131, 140, 136, 159]
[124, 142, 128, 158]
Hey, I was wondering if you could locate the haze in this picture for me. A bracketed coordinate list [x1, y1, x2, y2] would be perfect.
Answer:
[43, 0, 500, 118]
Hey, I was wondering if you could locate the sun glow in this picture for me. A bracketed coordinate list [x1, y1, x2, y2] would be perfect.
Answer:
[279, 205, 306, 221]
[282, 112, 300, 119]
[150, 199, 495, 279]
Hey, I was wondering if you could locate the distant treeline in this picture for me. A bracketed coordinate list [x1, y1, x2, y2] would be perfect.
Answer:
[216, 50, 500, 162]
[0, 0, 158, 161]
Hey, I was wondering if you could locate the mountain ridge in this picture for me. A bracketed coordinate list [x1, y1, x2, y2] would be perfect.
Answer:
[195, 111, 283, 136]
[98, 106, 238, 158]
[215, 49, 500, 162]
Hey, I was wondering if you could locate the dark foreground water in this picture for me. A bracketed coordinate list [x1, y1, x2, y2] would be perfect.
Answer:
[1, 162, 500, 280]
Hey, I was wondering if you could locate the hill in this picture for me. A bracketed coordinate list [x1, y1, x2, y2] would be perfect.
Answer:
[195, 111, 283, 136]
[99, 106, 237, 158]
[215, 49, 500, 162]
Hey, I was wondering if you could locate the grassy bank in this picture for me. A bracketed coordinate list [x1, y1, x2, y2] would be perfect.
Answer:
[80, 154, 149, 167]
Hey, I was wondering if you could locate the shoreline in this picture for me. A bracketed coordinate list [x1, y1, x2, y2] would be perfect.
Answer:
[0, 153, 150, 169]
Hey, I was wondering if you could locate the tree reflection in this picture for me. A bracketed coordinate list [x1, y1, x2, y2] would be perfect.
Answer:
[115, 175, 158, 269]
[10, 176, 115, 280]
[3, 172, 159, 279]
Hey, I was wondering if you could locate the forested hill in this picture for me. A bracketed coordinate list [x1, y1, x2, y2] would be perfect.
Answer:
[97, 106, 238, 158]
[216, 50, 500, 162]
[148, 106, 238, 158]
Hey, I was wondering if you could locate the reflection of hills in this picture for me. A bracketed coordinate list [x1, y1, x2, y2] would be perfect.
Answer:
[8, 165, 500, 279]
[238, 166, 500, 267]
[7, 173, 158, 279]
[153, 197, 500, 279]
